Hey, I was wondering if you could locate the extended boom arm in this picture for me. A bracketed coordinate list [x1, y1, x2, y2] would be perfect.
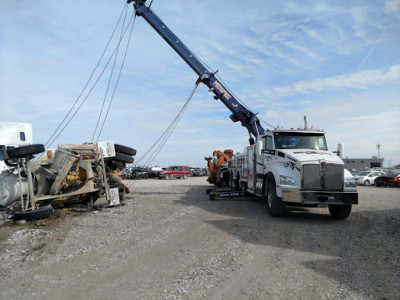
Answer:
[128, 0, 265, 139]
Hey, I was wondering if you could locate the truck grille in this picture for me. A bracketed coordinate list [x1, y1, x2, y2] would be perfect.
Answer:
[302, 164, 344, 191]
[325, 164, 344, 190]
[302, 165, 321, 189]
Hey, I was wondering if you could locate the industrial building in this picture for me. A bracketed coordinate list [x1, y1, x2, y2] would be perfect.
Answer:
[343, 157, 384, 170]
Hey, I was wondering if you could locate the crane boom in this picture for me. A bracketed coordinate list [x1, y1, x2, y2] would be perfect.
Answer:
[128, 0, 265, 139]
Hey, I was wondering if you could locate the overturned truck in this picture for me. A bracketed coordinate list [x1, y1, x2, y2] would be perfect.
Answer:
[0, 142, 136, 220]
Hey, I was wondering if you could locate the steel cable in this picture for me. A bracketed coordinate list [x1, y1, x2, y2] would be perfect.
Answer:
[126, 81, 200, 188]
[91, 6, 129, 142]
[44, 13, 135, 150]
[96, 14, 137, 141]
[44, 3, 128, 148]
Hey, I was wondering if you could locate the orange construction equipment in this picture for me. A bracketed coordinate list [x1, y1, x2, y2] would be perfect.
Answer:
[205, 149, 234, 186]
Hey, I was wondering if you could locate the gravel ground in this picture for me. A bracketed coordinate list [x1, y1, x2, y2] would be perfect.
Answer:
[0, 177, 399, 300]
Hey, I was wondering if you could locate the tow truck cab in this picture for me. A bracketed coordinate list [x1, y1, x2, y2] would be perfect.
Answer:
[259, 129, 357, 205]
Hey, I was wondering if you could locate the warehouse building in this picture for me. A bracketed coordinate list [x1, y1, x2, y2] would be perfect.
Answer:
[343, 157, 384, 170]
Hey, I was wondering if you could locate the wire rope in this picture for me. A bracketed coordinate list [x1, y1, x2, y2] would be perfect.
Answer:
[44, 3, 128, 148]
[44, 13, 135, 150]
[126, 81, 200, 188]
[96, 14, 137, 141]
[91, 6, 129, 142]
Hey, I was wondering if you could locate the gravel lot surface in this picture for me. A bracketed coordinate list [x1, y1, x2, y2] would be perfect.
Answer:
[1, 177, 399, 300]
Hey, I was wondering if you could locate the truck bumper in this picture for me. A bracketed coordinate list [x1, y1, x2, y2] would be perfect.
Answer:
[282, 190, 358, 205]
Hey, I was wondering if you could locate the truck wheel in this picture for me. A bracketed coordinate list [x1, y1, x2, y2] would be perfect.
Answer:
[114, 144, 137, 156]
[364, 180, 370, 186]
[7, 144, 45, 159]
[13, 205, 53, 221]
[235, 174, 240, 190]
[266, 180, 285, 217]
[165, 174, 170, 180]
[183, 174, 188, 179]
[328, 205, 352, 219]
[111, 152, 134, 164]
[117, 183, 125, 203]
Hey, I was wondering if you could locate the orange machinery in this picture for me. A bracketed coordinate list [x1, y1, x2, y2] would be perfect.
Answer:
[205, 149, 234, 186]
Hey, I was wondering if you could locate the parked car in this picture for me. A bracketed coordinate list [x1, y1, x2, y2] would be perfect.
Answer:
[375, 173, 400, 187]
[353, 170, 386, 186]
[122, 167, 132, 179]
[130, 167, 150, 179]
[158, 166, 191, 179]
[149, 166, 164, 178]
[191, 168, 206, 176]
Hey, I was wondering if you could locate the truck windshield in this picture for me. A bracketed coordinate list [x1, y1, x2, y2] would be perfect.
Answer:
[274, 132, 327, 150]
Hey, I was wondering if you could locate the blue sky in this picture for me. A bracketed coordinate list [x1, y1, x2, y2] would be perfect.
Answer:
[1, 0, 399, 167]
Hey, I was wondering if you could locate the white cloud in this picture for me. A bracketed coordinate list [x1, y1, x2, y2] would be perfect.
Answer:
[384, 0, 400, 19]
[262, 64, 400, 98]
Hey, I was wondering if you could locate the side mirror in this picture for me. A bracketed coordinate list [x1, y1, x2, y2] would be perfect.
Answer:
[256, 140, 263, 156]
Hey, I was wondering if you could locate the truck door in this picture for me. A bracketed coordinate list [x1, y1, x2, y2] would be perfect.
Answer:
[264, 135, 274, 172]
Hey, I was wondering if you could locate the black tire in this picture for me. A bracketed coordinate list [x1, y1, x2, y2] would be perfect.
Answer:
[165, 174, 170, 180]
[114, 144, 137, 156]
[112, 152, 134, 164]
[13, 205, 53, 221]
[328, 205, 352, 220]
[7, 144, 45, 159]
[364, 180, 370, 186]
[235, 174, 240, 190]
[375, 182, 380, 187]
[117, 183, 125, 202]
[266, 179, 285, 217]
[229, 172, 234, 187]
[183, 174, 188, 179]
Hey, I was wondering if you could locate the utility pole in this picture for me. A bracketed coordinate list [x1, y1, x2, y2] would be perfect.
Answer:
[376, 142, 381, 159]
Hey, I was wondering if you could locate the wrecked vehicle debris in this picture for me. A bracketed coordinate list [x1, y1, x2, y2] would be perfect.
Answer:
[0, 141, 136, 221]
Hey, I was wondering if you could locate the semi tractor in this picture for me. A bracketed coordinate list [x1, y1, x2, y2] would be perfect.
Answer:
[0, 122, 33, 173]
[129, 0, 358, 219]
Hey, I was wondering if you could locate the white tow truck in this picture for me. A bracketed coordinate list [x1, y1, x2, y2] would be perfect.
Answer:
[229, 118, 358, 219]
[127, 0, 358, 219]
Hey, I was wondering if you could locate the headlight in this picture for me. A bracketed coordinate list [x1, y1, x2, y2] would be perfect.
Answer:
[345, 178, 356, 188]
[280, 175, 296, 186]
